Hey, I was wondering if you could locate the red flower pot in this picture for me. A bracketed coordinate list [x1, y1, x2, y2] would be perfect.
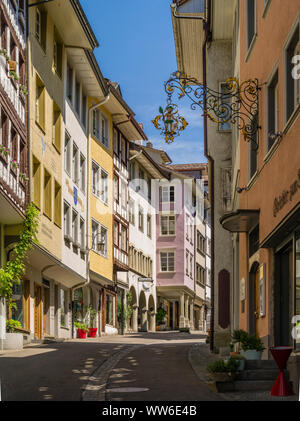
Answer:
[88, 327, 97, 338]
[77, 329, 87, 339]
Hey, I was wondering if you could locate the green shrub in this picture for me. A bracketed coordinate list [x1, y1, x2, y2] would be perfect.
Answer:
[74, 321, 88, 332]
[207, 358, 239, 373]
[156, 307, 167, 325]
[6, 319, 22, 333]
[232, 329, 265, 352]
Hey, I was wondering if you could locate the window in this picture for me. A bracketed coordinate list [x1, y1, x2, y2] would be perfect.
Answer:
[197, 231, 206, 254]
[72, 143, 79, 185]
[138, 206, 144, 232]
[113, 129, 119, 154]
[35, 8, 47, 50]
[190, 254, 193, 278]
[246, 0, 256, 51]
[121, 225, 127, 252]
[32, 156, 41, 208]
[121, 136, 126, 162]
[82, 94, 87, 128]
[93, 110, 109, 148]
[43, 168, 52, 219]
[80, 154, 85, 193]
[106, 293, 114, 326]
[147, 214, 152, 238]
[67, 62, 73, 102]
[52, 102, 62, 152]
[60, 289, 67, 327]
[114, 175, 119, 201]
[249, 224, 259, 257]
[64, 201, 71, 237]
[35, 74, 45, 130]
[121, 181, 127, 208]
[267, 70, 279, 150]
[161, 186, 175, 203]
[160, 251, 175, 272]
[285, 25, 299, 122]
[72, 209, 79, 246]
[75, 79, 80, 116]
[129, 198, 135, 225]
[92, 220, 108, 257]
[114, 222, 119, 246]
[80, 217, 85, 249]
[160, 215, 175, 235]
[54, 181, 61, 227]
[53, 28, 62, 77]
[139, 167, 145, 192]
[92, 161, 100, 196]
[196, 264, 206, 285]
[64, 132, 71, 175]
[186, 250, 189, 275]
[219, 83, 232, 131]
[129, 161, 135, 181]
[100, 169, 108, 204]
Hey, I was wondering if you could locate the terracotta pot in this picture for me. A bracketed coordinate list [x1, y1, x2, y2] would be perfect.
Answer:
[77, 329, 87, 339]
[88, 327, 97, 338]
[156, 326, 161, 331]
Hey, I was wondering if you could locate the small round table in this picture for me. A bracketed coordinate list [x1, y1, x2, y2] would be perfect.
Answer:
[269, 346, 294, 396]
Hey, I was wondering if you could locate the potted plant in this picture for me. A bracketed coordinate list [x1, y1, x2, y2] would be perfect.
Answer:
[206, 358, 239, 382]
[74, 321, 88, 339]
[4, 319, 23, 350]
[156, 307, 167, 331]
[232, 329, 265, 360]
[87, 305, 98, 337]
[228, 354, 246, 371]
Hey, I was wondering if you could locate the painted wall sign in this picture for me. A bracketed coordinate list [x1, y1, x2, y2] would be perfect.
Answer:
[273, 169, 300, 217]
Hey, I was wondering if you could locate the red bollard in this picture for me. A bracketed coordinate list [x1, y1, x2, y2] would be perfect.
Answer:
[269, 346, 294, 397]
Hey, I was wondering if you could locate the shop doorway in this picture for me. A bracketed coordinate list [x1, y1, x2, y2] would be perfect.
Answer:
[43, 286, 50, 336]
[249, 262, 259, 336]
[275, 242, 293, 346]
[34, 284, 42, 339]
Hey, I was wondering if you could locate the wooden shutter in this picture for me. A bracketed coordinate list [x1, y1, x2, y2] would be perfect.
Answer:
[218, 269, 230, 329]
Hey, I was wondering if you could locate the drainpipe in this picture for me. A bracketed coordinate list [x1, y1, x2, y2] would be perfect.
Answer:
[201, 0, 215, 353]
[70, 92, 110, 337]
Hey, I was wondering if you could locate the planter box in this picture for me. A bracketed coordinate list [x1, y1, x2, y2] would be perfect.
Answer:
[88, 328, 97, 338]
[77, 329, 87, 339]
[241, 349, 262, 360]
[3, 332, 23, 350]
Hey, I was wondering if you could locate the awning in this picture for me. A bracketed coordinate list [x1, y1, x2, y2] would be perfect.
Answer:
[220, 209, 260, 233]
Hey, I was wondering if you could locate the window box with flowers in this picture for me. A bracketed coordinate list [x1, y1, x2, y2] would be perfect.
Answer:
[10, 159, 19, 174]
[0, 145, 10, 163]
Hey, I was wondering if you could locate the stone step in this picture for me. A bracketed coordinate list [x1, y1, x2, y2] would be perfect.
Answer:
[245, 360, 277, 370]
[236, 369, 285, 381]
[234, 379, 275, 391]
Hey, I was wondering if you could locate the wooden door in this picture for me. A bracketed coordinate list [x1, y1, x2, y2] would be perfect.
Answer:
[43, 287, 50, 336]
[34, 284, 42, 339]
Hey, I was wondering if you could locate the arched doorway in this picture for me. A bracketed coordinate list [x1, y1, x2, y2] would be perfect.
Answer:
[147, 295, 155, 332]
[138, 291, 147, 332]
[128, 286, 138, 332]
[249, 261, 259, 336]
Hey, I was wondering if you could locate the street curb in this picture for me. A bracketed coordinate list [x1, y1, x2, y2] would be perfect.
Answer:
[82, 345, 142, 401]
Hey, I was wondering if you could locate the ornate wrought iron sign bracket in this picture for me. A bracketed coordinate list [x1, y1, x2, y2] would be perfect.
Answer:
[152, 71, 261, 147]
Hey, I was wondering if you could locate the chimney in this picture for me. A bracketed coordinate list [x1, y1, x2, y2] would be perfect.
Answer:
[146, 141, 153, 148]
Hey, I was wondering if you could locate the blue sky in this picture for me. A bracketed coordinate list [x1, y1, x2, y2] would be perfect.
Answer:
[81, 0, 206, 164]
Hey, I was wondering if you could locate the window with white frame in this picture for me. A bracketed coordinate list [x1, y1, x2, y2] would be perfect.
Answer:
[63, 201, 71, 238]
[80, 154, 85, 193]
[72, 209, 79, 246]
[114, 221, 119, 246]
[160, 250, 175, 272]
[138, 206, 144, 232]
[72, 142, 79, 185]
[121, 181, 127, 208]
[92, 161, 108, 204]
[92, 161, 100, 196]
[160, 214, 175, 236]
[91, 219, 108, 257]
[64, 132, 71, 175]
[129, 198, 135, 225]
[79, 217, 85, 249]
[93, 110, 109, 148]
[161, 185, 175, 203]
[100, 169, 108, 204]
[147, 214, 152, 238]
[114, 175, 119, 201]
[121, 225, 127, 252]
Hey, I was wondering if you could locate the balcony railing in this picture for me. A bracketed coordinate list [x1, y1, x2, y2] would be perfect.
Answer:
[0, 65, 25, 124]
[0, 156, 27, 212]
[2, 0, 26, 49]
